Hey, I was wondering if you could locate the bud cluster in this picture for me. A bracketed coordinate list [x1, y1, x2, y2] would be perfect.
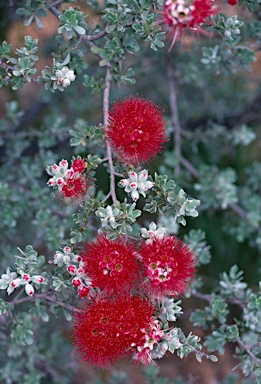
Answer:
[55, 66, 76, 88]
[119, 170, 154, 201]
[54, 246, 92, 298]
[47, 158, 87, 200]
[0, 269, 45, 296]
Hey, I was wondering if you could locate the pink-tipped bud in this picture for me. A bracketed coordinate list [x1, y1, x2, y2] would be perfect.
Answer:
[72, 278, 81, 287]
[63, 246, 71, 254]
[11, 278, 22, 287]
[77, 268, 84, 275]
[22, 273, 30, 281]
[56, 177, 65, 186]
[59, 159, 68, 168]
[78, 285, 89, 298]
[47, 178, 55, 186]
[52, 164, 59, 173]
[25, 283, 34, 296]
[31, 275, 44, 284]
[67, 265, 76, 274]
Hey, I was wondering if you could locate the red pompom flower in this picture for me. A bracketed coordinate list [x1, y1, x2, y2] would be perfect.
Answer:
[107, 96, 166, 165]
[139, 236, 196, 299]
[72, 295, 154, 367]
[81, 235, 142, 293]
[164, 0, 218, 48]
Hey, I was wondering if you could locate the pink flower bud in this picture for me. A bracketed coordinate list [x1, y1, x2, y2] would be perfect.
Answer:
[63, 246, 71, 254]
[31, 275, 44, 284]
[47, 178, 55, 186]
[22, 273, 30, 281]
[59, 159, 68, 168]
[67, 265, 76, 274]
[78, 285, 89, 298]
[52, 164, 59, 174]
[77, 268, 84, 275]
[25, 283, 34, 296]
[56, 177, 65, 186]
[139, 171, 148, 181]
[11, 278, 22, 287]
[72, 278, 81, 287]
[130, 182, 138, 190]
[119, 179, 129, 187]
[65, 169, 74, 178]
[131, 189, 139, 201]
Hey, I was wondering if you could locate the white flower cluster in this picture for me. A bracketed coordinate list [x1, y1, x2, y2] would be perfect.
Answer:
[119, 170, 154, 202]
[53, 245, 80, 267]
[46, 159, 80, 191]
[0, 269, 45, 296]
[55, 66, 76, 88]
[140, 222, 167, 244]
[54, 246, 92, 298]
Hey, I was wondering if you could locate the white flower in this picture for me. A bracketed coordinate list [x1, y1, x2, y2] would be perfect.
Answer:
[119, 169, 154, 201]
[140, 222, 167, 243]
[55, 66, 76, 88]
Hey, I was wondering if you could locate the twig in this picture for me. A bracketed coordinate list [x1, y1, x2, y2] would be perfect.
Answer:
[237, 338, 261, 365]
[10, 293, 82, 313]
[103, 65, 117, 204]
[167, 57, 182, 176]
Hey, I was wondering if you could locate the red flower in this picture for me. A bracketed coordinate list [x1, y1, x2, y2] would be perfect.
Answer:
[107, 96, 166, 165]
[61, 178, 86, 199]
[227, 0, 237, 5]
[139, 236, 196, 299]
[164, 0, 218, 47]
[81, 236, 141, 293]
[72, 295, 154, 367]
[72, 158, 85, 173]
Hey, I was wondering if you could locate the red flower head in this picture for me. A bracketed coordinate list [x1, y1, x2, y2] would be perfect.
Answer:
[61, 177, 86, 199]
[139, 236, 196, 299]
[72, 295, 154, 367]
[81, 235, 142, 293]
[227, 0, 237, 5]
[164, 0, 218, 48]
[107, 96, 166, 165]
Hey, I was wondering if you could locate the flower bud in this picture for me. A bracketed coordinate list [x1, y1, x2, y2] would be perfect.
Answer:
[47, 178, 55, 186]
[63, 255, 70, 264]
[55, 70, 63, 78]
[52, 164, 60, 174]
[31, 275, 44, 284]
[66, 70, 76, 81]
[67, 265, 76, 274]
[25, 283, 34, 296]
[22, 273, 30, 281]
[72, 278, 81, 287]
[131, 189, 140, 201]
[63, 246, 71, 254]
[62, 78, 71, 87]
[78, 285, 89, 298]
[11, 278, 22, 288]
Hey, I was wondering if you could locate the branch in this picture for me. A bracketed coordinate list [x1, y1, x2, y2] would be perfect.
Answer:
[236, 338, 261, 365]
[167, 57, 182, 176]
[10, 293, 82, 314]
[103, 65, 118, 204]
